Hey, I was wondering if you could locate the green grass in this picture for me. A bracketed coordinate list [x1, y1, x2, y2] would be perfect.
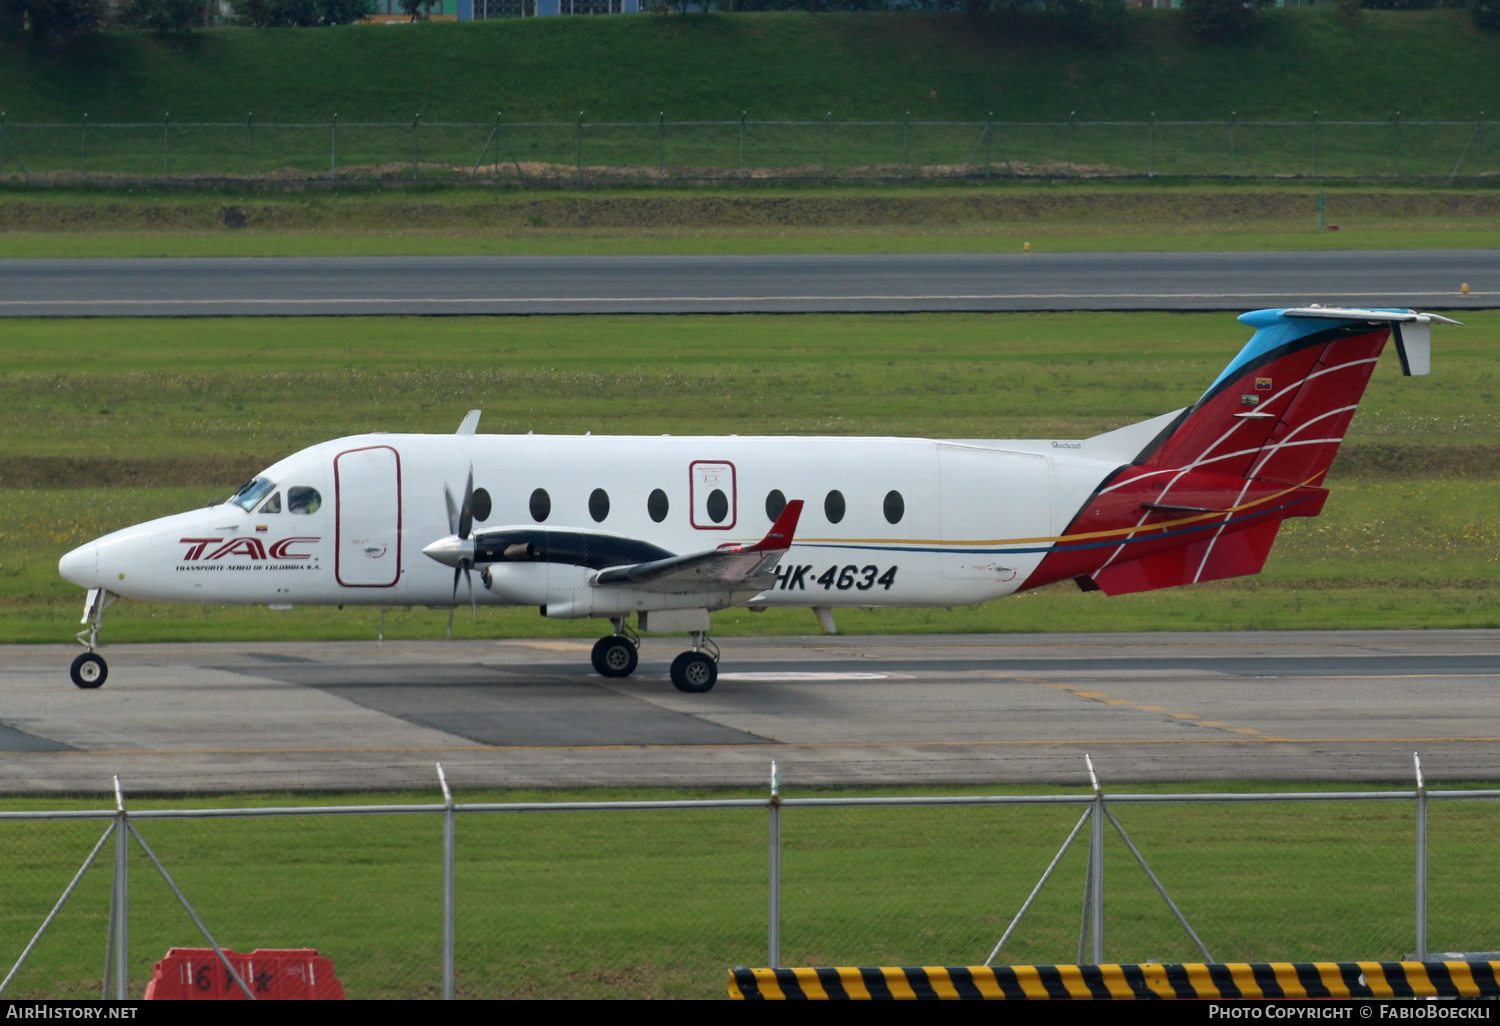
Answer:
[3, 783, 1498, 998]
[1, 184, 1496, 257]
[0, 310, 1495, 642]
[1, 11, 1496, 125]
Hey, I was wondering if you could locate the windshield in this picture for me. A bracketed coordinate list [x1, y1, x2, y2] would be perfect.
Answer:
[228, 477, 276, 513]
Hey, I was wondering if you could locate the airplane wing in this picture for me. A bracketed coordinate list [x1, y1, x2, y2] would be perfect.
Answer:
[590, 500, 804, 594]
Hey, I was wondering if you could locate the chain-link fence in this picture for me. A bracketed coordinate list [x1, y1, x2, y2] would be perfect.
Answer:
[2, 764, 1497, 999]
[0, 114, 1497, 185]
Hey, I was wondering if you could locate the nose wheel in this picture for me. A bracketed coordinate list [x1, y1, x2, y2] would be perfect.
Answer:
[70, 652, 107, 689]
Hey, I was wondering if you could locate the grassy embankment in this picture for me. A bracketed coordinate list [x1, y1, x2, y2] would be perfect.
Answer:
[1, 311, 1495, 644]
[0, 10, 1497, 256]
[4, 783, 1499, 998]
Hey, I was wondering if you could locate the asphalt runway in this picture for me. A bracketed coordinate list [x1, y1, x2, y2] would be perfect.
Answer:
[0, 251, 1493, 316]
[3, 629, 1499, 795]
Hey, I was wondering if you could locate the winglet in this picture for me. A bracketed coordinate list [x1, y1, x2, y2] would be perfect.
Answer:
[748, 499, 804, 553]
[456, 410, 482, 435]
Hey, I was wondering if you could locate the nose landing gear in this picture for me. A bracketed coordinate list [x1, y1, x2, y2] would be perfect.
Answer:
[70, 588, 114, 689]
[591, 619, 640, 678]
[669, 631, 719, 694]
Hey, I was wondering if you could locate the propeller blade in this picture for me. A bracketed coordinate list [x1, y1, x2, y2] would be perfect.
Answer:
[443, 485, 460, 538]
[466, 566, 476, 622]
[452, 565, 462, 603]
[458, 465, 474, 540]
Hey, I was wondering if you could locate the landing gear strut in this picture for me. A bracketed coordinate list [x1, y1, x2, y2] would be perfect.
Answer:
[670, 631, 719, 694]
[591, 619, 639, 678]
[70, 588, 114, 689]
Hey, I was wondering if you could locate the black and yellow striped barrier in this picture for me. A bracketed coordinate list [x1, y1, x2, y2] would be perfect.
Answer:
[730, 961, 1500, 999]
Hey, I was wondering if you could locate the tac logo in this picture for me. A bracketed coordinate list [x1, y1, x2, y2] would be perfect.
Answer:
[180, 537, 320, 561]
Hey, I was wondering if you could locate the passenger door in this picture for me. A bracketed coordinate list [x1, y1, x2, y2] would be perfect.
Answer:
[335, 445, 402, 588]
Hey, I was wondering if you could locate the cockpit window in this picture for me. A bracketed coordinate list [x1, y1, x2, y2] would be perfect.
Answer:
[288, 487, 322, 515]
[229, 477, 276, 513]
[258, 491, 282, 514]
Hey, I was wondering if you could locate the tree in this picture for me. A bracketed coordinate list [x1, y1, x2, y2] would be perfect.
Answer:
[125, 0, 201, 32]
[1473, 0, 1500, 29]
[398, 0, 438, 19]
[0, 0, 104, 41]
[1180, 0, 1273, 41]
[238, 0, 372, 24]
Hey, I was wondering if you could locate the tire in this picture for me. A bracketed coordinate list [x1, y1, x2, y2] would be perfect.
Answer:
[70, 652, 107, 689]
[670, 651, 718, 694]
[591, 636, 638, 678]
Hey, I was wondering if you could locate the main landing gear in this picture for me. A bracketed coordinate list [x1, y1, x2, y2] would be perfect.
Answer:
[70, 589, 114, 689]
[591, 621, 721, 693]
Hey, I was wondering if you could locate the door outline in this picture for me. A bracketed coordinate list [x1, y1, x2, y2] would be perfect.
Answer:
[689, 460, 737, 531]
[335, 444, 402, 588]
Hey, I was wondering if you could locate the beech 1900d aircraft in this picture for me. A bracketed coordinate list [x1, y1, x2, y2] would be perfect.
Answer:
[58, 306, 1457, 693]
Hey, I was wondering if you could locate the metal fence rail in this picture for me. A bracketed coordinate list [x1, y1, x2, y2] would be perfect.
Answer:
[0, 114, 1497, 185]
[1, 755, 1497, 999]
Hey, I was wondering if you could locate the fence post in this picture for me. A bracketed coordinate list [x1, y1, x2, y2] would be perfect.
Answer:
[1, 113, 5, 178]
[438, 764, 455, 1000]
[330, 113, 337, 182]
[1392, 111, 1401, 178]
[1311, 110, 1318, 179]
[658, 111, 664, 181]
[246, 113, 252, 179]
[1148, 112, 1155, 178]
[112, 776, 128, 1000]
[1415, 752, 1427, 961]
[986, 113, 993, 181]
[81, 114, 87, 175]
[1087, 755, 1103, 964]
[412, 114, 420, 182]
[1067, 111, 1074, 177]
[739, 111, 746, 180]
[1229, 112, 1236, 179]
[822, 112, 830, 180]
[902, 112, 909, 180]
[768, 760, 781, 969]
[163, 113, 170, 178]
[576, 111, 584, 182]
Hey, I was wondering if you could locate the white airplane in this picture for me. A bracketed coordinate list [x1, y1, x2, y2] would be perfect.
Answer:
[57, 306, 1456, 693]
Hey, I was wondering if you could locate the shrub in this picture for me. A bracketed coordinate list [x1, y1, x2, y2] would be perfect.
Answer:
[1180, 0, 1273, 40]
[125, 0, 201, 32]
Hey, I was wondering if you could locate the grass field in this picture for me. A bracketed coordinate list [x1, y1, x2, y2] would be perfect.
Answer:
[1, 11, 1496, 125]
[3, 783, 1498, 998]
[0, 311, 1495, 643]
[0, 185, 1496, 258]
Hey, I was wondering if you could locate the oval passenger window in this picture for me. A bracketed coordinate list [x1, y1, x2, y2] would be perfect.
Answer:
[765, 489, 786, 521]
[529, 488, 551, 523]
[589, 488, 610, 523]
[471, 487, 492, 523]
[824, 490, 845, 524]
[706, 488, 728, 524]
[647, 488, 669, 523]
[883, 490, 904, 525]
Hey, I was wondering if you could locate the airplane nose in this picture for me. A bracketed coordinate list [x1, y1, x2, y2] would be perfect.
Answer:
[58, 542, 99, 588]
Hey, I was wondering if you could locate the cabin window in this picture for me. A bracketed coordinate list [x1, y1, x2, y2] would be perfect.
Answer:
[589, 488, 610, 523]
[765, 489, 786, 521]
[705, 488, 729, 524]
[648, 488, 669, 523]
[228, 476, 275, 513]
[258, 491, 282, 514]
[288, 487, 321, 515]
[883, 490, 904, 525]
[824, 490, 846, 524]
[471, 488, 492, 522]
[530, 488, 551, 523]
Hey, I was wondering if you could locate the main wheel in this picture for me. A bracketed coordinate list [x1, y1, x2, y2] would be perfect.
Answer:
[670, 651, 718, 693]
[591, 635, 638, 678]
[70, 652, 107, 689]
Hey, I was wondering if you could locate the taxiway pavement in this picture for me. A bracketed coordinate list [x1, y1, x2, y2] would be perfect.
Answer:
[3, 630, 1498, 794]
[0, 251, 1493, 316]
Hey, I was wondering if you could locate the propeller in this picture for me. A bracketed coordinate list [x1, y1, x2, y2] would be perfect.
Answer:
[432, 465, 478, 623]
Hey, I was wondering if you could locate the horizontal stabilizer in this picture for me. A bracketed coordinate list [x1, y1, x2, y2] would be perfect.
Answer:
[1089, 518, 1283, 597]
[591, 500, 804, 593]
